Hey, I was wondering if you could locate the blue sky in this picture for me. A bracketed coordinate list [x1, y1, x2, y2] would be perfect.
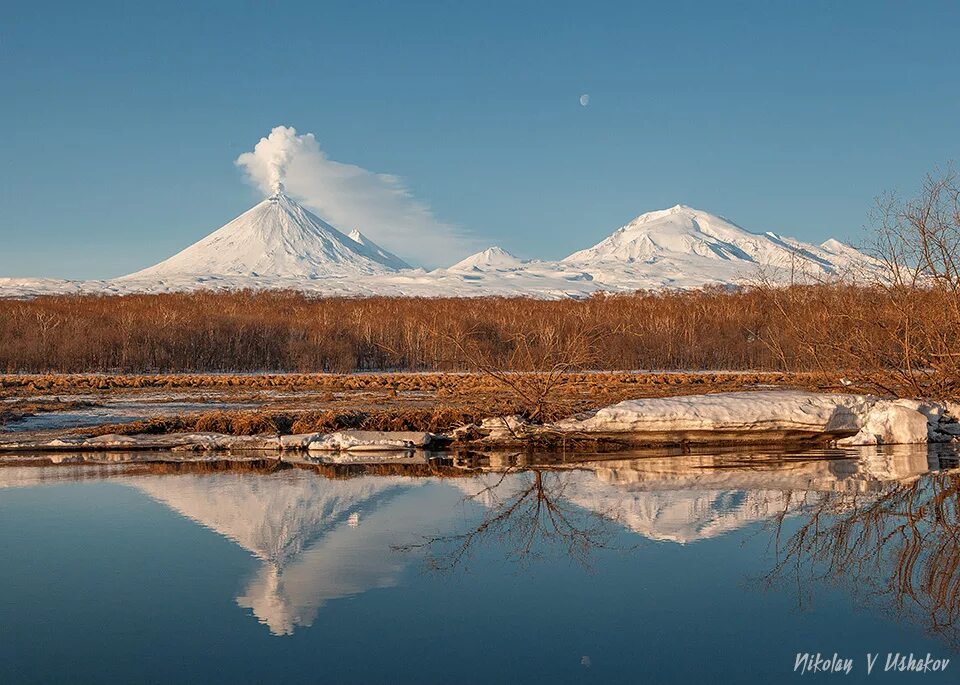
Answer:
[2, 0, 958, 277]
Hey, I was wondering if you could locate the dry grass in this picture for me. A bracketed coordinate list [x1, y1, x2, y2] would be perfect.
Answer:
[0, 369, 840, 395]
[0, 399, 98, 427]
[52, 370, 854, 437]
[81, 405, 527, 437]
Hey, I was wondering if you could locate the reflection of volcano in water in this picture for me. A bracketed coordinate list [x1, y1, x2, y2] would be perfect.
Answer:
[130, 471, 412, 569]
[456, 448, 938, 544]
[0, 447, 946, 633]
[129, 471, 441, 636]
[564, 449, 936, 543]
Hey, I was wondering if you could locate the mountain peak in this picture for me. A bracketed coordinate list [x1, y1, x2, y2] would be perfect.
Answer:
[346, 230, 411, 270]
[562, 205, 871, 281]
[448, 246, 522, 272]
[267, 183, 288, 202]
[121, 192, 407, 280]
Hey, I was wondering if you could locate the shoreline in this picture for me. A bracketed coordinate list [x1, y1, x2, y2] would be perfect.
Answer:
[2, 389, 956, 459]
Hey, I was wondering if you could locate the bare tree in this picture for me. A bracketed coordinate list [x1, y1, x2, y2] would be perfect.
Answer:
[440, 320, 605, 422]
[764, 463, 960, 646]
[395, 467, 620, 570]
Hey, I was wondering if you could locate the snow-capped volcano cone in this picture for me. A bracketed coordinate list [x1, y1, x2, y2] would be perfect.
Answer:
[122, 191, 406, 280]
[448, 246, 523, 271]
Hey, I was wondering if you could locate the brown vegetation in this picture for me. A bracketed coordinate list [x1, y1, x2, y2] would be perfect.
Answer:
[0, 288, 815, 374]
[0, 370, 830, 395]
[0, 283, 956, 399]
[0, 399, 97, 427]
[2, 169, 959, 402]
[81, 406, 523, 437]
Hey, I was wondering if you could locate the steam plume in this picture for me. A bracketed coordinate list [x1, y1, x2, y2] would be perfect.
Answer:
[236, 126, 477, 267]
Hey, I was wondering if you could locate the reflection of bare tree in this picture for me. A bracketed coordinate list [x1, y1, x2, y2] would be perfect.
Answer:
[766, 469, 960, 645]
[397, 468, 620, 570]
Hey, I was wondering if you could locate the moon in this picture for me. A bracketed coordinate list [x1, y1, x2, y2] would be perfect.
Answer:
[579, 94, 590, 107]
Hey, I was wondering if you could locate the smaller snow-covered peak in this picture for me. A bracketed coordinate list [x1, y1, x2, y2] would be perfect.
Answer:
[820, 238, 852, 253]
[817, 238, 883, 272]
[449, 246, 523, 272]
[346, 230, 411, 270]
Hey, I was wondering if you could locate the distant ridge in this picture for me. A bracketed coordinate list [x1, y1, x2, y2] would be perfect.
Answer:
[3, 202, 877, 298]
[347, 230, 411, 270]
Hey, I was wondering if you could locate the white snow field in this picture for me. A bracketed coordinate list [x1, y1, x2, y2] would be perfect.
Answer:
[0, 197, 877, 299]
[548, 391, 956, 446]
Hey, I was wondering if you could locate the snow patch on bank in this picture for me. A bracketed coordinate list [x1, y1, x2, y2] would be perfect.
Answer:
[3, 392, 958, 456]
[547, 391, 959, 446]
[551, 391, 873, 435]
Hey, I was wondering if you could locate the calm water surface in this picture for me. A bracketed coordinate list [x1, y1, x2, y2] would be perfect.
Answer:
[1, 447, 959, 684]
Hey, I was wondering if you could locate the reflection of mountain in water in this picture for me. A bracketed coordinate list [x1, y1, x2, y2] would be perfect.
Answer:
[130, 472, 412, 568]
[129, 471, 443, 636]
[0, 447, 946, 633]
[565, 449, 937, 543]
[456, 449, 938, 544]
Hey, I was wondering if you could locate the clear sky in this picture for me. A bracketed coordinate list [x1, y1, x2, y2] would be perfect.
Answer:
[2, 0, 958, 277]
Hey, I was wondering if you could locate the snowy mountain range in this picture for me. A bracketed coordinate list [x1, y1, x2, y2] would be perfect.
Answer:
[0, 193, 877, 299]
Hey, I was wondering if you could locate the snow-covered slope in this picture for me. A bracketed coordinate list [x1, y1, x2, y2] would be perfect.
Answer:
[563, 204, 867, 282]
[448, 246, 523, 272]
[1, 202, 877, 299]
[121, 190, 402, 280]
[348, 230, 411, 270]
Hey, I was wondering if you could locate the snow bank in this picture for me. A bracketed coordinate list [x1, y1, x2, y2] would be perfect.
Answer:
[535, 391, 959, 447]
[306, 430, 437, 452]
[836, 399, 944, 446]
[550, 391, 873, 437]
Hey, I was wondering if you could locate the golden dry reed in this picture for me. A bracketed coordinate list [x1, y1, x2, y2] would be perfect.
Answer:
[0, 285, 956, 398]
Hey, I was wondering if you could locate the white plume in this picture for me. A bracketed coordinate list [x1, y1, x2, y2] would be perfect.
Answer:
[235, 126, 475, 267]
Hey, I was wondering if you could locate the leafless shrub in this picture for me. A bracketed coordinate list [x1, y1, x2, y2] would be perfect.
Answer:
[395, 468, 619, 570]
[765, 466, 960, 646]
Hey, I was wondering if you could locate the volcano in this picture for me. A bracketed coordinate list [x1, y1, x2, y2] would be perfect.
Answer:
[563, 204, 870, 280]
[122, 189, 406, 280]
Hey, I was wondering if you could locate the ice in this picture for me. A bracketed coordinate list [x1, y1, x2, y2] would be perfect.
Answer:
[837, 401, 932, 446]
[550, 391, 874, 435]
[306, 430, 436, 452]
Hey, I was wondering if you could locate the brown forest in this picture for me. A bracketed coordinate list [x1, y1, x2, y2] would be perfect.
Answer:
[0, 284, 956, 398]
[2, 170, 959, 398]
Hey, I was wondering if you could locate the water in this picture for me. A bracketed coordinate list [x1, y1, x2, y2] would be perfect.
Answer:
[1, 446, 959, 683]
